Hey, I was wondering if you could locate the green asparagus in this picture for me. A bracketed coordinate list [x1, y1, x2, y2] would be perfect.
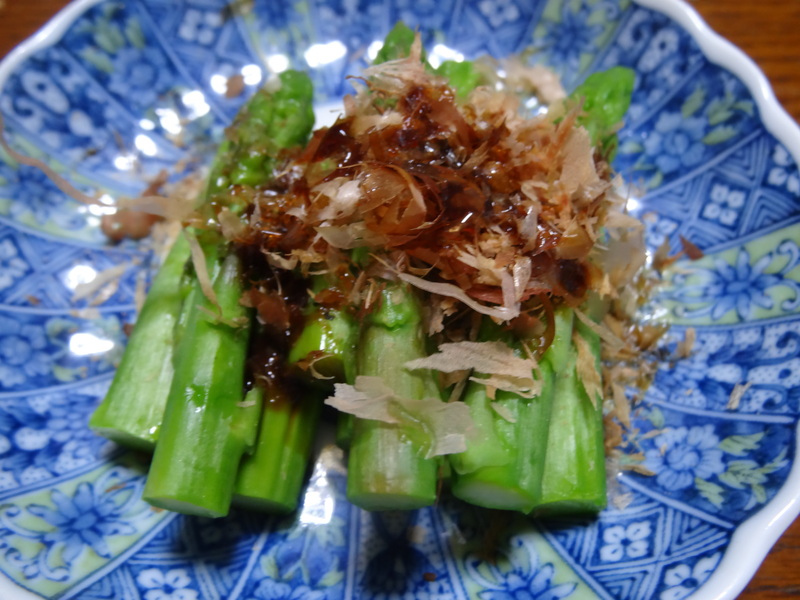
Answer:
[233, 385, 322, 513]
[346, 282, 441, 510]
[142, 246, 258, 517]
[89, 235, 192, 451]
[534, 317, 607, 515]
[449, 307, 573, 512]
[141, 71, 316, 516]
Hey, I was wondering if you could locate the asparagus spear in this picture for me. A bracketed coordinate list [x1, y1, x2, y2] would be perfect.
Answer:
[346, 282, 441, 511]
[374, 22, 419, 64]
[142, 246, 258, 517]
[570, 66, 635, 159]
[89, 235, 191, 451]
[435, 60, 482, 99]
[233, 385, 322, 513]
[209, 70, 315, 192]
[143, 71, 316, 517]
[233, 305, 355, 512]
[90, 70, 315, 457]
[534, 316, 607, 515]
[288, 308, 357, 383]
[449, 307, 573, 512]
[289, 306, 357, 450]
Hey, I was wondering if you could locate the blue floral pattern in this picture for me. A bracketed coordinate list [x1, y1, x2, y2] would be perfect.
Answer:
[0, 160, 91, 234]
[0, 385, 113, 493]
[0, 312, 126, 391]
[658, 553, 721, 600]
[649, 322, 800, 414]
[614, 10, 759, 189]
[0, 0, 800, 599]
[0, 466, 154, 582]
[538, 2, 605, 75]
[643, 426, 725, 491]
[107, 48, 172, 109]
[28, 482, 136, 563]
[0, 315, 51, 388]
[0, 238, 29, 291]
[642, 112, 706, 176]
[137, 567, 199, 600]
[662, 241, 800, 323]
[626, 405, 793, 522]
[465, 536, 576, 600]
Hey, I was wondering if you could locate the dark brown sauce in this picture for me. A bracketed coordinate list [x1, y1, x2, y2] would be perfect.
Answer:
[232, 70, 603, 336]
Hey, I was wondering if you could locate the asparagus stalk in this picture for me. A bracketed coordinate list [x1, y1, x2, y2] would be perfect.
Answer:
[89, 235, 191, 451]
[134, 71, 315, 517]
[143, 247, 259, 517]
[289, 306, 357, 450]
[570, 66, 635, 159]
[346, 282, 441, 511]
[90, 70, 315, 456]
[233, 385, 322, 513]
[534, 316, 607, 515]
[208, 70, 315, 192]
[233, 306, 355, 513]
[374, 22, 419, 64]
[288, 308, 357, 383]
[202, 72, 317, 515]
[449, 366, 553, 513]
[449, 307, 572, 512]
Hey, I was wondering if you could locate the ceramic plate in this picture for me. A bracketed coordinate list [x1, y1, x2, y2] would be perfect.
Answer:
[1, 1, 799, 598]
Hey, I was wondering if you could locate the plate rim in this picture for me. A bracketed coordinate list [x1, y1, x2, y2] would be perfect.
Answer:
[0, 1, 799, 599]
[635, 2, 800, 597]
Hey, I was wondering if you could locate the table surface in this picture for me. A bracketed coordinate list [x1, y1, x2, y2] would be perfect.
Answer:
[1, 1, 800, 598]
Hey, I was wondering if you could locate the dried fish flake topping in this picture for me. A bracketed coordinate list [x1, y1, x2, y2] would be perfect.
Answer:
[234, 42, 645, 324]
[405, 340, 540, 398]
[325, 376, 474, 458]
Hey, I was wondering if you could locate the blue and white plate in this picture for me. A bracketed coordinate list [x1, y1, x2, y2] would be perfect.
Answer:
[1, 1, 799, 598]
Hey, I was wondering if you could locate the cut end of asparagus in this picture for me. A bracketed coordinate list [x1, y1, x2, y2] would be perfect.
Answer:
[451, 472, 535, 513]
[144, 494, 229, 519]
[233, 389, 320, 514]
[233, 494, 297, 514]
[346, 489, 436, 512]
[345, 282, 440, 511]
[89, 424, 156, 453]
[533, 497, 606, 517]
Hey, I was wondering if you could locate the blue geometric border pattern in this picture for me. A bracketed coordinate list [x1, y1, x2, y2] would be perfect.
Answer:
[542, 500, 728, 600]
[650, 322, 800, 416]
[0, 222, 147, 311]
[74, 447, 354, 600]
[631, 132, 800, 255]
[624, 402, 793, 528]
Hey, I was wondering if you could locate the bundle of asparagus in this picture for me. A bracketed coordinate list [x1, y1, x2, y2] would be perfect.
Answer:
[90, 23, 646, 518]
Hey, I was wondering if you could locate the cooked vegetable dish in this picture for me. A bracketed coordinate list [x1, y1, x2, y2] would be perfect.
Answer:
[89, 23, 653, 518]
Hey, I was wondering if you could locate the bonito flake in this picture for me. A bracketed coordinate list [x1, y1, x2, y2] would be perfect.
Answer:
[325, 376, 474, 458]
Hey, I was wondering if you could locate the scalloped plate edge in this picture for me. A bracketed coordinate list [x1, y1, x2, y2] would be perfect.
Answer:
[636, 2, 800, 598]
